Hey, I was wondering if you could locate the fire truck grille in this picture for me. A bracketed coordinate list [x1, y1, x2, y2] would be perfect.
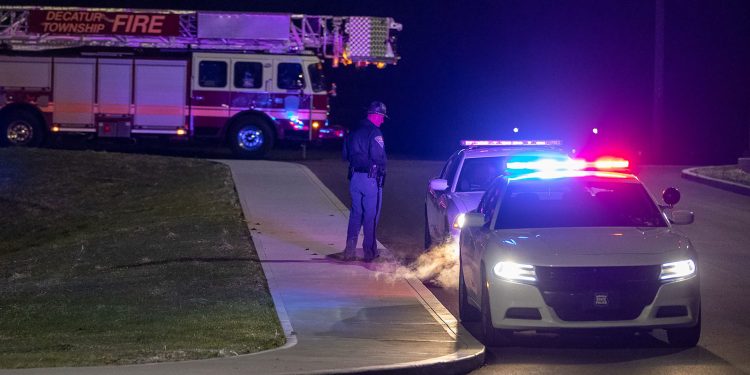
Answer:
[535, 265, 661, 322]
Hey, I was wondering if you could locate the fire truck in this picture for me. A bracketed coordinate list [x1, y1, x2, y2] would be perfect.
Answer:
[0, 6, 401, 157]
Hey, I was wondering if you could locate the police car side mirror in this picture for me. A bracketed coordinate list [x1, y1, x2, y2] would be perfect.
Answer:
[430, 179, 449, 191]
[463, 212, 486, 228]
[662, 187, 681, 207]
[668, 210, 695, 225]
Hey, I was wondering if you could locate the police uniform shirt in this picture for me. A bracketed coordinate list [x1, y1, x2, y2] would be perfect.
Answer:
[343, 119, 387, 172]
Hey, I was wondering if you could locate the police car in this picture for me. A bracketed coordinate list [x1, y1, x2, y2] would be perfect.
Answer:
[458, 157, 701, 347]
[425, 140, 565, 249]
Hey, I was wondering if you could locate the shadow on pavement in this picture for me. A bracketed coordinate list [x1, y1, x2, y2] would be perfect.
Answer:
[460, 321, 739, 370]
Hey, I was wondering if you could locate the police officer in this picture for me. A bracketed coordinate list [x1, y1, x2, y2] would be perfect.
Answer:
[341, 101, 388, 262]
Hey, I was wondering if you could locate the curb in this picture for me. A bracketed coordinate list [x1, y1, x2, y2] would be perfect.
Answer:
[681, 167, 750, 196]
[296, 163, 486, 375]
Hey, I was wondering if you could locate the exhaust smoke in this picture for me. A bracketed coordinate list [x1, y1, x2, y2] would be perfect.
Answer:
[374, 239, 460, 289]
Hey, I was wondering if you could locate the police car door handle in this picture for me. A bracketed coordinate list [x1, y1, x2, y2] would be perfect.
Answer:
[193, 95, 204, 101]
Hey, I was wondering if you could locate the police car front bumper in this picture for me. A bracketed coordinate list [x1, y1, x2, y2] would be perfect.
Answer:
[486, 271, 700, 331]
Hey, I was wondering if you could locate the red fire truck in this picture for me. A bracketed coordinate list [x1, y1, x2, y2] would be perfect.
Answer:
[0, 6, 401, 157]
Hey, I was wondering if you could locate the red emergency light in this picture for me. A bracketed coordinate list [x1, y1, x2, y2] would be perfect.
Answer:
[591, 157, 630, 170]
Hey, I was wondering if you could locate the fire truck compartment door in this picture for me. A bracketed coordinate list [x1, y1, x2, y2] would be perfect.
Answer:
[97, 59, 132, 115]
[53, 58, 95, 125]
[134, 60, 187, 129]
[0, 56, 52, 89]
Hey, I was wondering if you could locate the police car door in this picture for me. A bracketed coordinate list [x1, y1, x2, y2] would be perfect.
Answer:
[465, 179, 503, 297]
[430, 152, 462, 239]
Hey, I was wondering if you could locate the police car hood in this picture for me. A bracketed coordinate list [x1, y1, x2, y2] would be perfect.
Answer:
[489, 227, 693, 267]
[452, 191, 484, 214]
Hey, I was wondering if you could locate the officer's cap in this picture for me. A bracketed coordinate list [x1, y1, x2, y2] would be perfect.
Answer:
[367, 101, 388, 118]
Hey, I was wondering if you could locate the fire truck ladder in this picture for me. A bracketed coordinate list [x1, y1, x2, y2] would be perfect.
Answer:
[0, 6, 401, 66]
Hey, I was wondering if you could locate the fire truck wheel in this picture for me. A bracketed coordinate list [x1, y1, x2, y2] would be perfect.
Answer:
[228, 117, 274, 158]
[1, 110, 45, 147]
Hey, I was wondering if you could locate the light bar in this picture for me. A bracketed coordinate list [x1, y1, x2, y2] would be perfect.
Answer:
[506, 156, 630, 173]
[506, 158, 585, 171]
[460, 140, 562, 147]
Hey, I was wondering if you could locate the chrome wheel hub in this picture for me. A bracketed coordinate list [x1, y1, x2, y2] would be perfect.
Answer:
[237, 126, 264, 151]
[7, 121, 34, 145]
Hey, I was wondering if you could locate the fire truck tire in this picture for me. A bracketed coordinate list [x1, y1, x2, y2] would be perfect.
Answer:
[228, 116, 274, 158]
[0, 110, 45, 147]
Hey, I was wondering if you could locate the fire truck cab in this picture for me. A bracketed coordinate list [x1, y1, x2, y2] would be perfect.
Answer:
[0, 6, 400, 157]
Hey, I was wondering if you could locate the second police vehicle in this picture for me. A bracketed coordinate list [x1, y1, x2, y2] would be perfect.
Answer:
[425, 140, 565, 249]
[457, 153, 701, 347]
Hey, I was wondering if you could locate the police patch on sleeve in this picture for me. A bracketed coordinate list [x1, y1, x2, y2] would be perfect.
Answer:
[374, 136, 384, 148]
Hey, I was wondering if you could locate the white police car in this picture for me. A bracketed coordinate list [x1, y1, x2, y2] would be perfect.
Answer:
[458, 159, 700, 347]
[425, 140, 565, 249]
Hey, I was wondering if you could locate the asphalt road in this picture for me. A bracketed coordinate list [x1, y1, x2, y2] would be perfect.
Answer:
[302, 159, 750, 375]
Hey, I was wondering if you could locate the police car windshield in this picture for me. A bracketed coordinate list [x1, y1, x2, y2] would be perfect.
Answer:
[456, 157, 505, 192]
[495, 179, 667, 229]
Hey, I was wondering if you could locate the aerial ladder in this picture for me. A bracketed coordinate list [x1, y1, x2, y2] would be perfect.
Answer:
[0, 5, 402, 67]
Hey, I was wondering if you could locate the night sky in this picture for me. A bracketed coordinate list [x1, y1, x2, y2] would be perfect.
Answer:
[13, 0, 750, 164]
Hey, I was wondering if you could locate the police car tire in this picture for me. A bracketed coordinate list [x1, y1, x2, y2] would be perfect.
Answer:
[0, 110, 45, 147]
[459, 264, 480, 322]
[423, 206, 432, 250]
[228, 116, 274, 159]
[666, 310, 701, 347]
[480, 268, 512, 346]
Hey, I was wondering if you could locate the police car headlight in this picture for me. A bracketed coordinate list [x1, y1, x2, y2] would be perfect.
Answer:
[493, 261, 536, 283]
[453, 213, 466, 229]
[660, 259, 696, 281]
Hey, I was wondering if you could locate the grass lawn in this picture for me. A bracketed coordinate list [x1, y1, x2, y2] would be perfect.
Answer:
[0, 148, 284, 368]
[690, 165, 750, 187]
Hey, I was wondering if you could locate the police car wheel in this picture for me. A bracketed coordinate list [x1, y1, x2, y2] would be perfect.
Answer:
[228, 116, 274, 159]
[423, 206, 432, 249]
[1, 110, 44, 147]
[666, 310, 701, 347]
[480, 267, 512, 346]
[459, 263, 480, 322]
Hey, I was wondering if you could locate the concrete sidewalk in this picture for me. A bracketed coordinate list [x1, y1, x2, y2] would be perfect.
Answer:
[219, 160, 484, 374]
[2, 160, 483, 375]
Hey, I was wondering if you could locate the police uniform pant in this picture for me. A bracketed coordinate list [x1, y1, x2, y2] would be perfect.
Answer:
[345, 172, 382, 258]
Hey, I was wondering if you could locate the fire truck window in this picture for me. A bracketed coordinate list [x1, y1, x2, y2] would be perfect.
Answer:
[199, 61, 227, 88]
[308, 63, 326, 92]
[234, 62, 263, 89]
[277, 63, 305, 90]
